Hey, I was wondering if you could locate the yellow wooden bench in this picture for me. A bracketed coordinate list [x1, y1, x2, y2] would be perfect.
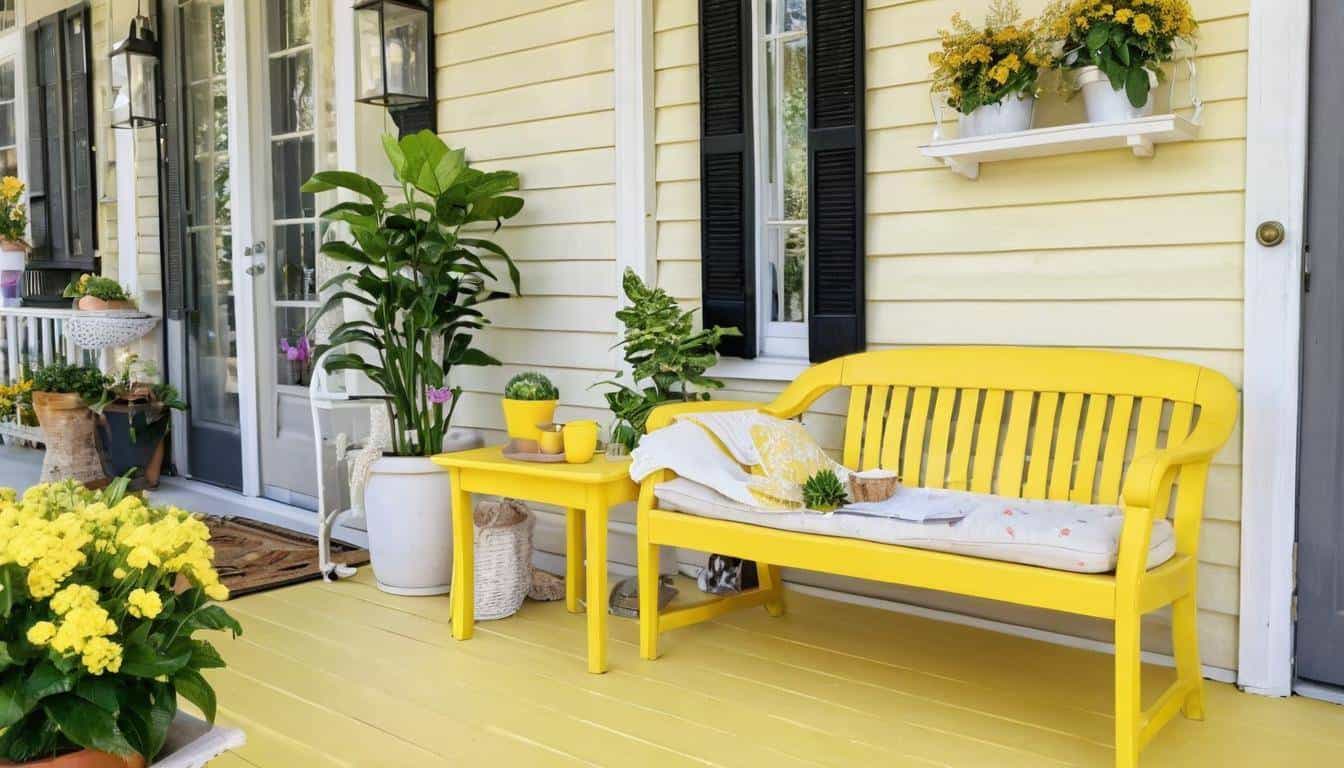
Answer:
[634, 347, 1238, 768]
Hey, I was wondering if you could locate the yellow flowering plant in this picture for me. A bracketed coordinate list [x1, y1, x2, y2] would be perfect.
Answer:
[1044, 0, 1198, 107]
[929, 1, 1052, 115]
[0, 177, 27, 248]
[0, 480, 240, 763]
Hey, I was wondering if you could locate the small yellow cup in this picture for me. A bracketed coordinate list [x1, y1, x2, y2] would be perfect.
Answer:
[562, 420, 599, 464]
[537, 424, 564, 455]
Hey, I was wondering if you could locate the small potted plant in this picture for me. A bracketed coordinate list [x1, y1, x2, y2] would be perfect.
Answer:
[279, 335, 313, 386]
[95, 354, 188, 489]
[0, 479, 242, 767]
[1044, 0, 1198, 122]
[803, 469, 849, 512]
[929, 1, 1051, 138]
[502, 372, 560, 441]
[0, 176, 29, 307]
[32, 361, 111, 484]
[63, 273, 137, 311]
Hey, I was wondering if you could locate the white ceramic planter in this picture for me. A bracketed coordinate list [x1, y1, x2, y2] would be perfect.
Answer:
[0, 242, 25, 307]
[363, 429, 482, 596]
[957, 94, 1035, 138]
[1076, 65, 1157, 123]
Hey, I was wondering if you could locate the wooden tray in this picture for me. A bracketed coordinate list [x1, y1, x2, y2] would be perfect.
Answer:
[502, 438, 566, 463]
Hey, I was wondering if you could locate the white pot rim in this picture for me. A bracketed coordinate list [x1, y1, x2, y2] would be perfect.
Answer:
[371, 454, 445, 475]
[1074, 64, 1158, 89]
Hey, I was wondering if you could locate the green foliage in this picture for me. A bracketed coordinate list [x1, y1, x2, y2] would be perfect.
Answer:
[32, 363, 110, 406]
[597, 269, 740, 450]
[504, 372, 558, 401]
[302, 130, 525, 456]
[929, 1, 1051, 115]
[802, 469, 849, 512]
[62, 274, 133, 303]
[1044, 0, 1198, 108]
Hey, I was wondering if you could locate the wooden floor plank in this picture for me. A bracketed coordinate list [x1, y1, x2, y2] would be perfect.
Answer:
[201, 572, 1344, 768]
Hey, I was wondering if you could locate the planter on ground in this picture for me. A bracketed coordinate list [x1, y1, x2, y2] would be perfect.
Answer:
[31, 391, 103, 484]
[95, 402, 170, 488]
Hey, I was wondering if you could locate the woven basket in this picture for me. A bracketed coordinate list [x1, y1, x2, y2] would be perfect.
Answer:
[32, 391, 104, 484]
[473, 499, 534, 620]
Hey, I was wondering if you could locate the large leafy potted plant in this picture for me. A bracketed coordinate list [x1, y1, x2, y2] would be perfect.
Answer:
[303, 130, 523, 595]
[32, 362, 111, 485]
[598, 268, 739, 451]
[1044, 0, 1197, 122]
[0, 479, 241, 767]
[94, 355, 188, 489]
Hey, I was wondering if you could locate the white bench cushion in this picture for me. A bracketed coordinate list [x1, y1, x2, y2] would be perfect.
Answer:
[654, 478, 1176, 574]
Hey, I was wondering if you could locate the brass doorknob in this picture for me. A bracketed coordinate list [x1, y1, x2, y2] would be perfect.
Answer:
[1256, 220, 1286, 247]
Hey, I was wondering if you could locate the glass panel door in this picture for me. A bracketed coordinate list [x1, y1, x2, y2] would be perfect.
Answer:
[179, 0, 241, 489]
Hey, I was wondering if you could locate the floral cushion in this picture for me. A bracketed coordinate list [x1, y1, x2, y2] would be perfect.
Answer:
[749, 418, 849, 486]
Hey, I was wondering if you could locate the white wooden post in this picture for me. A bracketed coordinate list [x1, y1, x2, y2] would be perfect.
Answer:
[6, 316, 20, 382]
[40, 318, 54, 366]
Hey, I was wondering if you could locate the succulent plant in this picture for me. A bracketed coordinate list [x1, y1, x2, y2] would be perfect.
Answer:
[504, 371, 559, 401]
[802, 469, 848, 512]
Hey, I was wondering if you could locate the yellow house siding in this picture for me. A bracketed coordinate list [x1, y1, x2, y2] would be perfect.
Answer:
[435, 0, 617, 439]
[653, 0, 1248, 670]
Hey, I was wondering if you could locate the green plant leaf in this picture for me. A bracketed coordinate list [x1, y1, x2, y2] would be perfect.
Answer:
[42, 693, 136, 757]
[24, 661, 75, 705]
[119, 642, 191, 679]
[0, 642, 13, 673]
[1126, 66, 1151, 108]
[120, 681, 174, 762]
[185, 640, 227, 670]
[466, 196, 525, 224]
[74, 677, 123, 714]
[0, 670, 27, 728]
[381, 134, 406, 179]
[172, 669, 217, 724]
[184, 605, 243, 638]
[1086, 22, 1111, 51]
[301, 171, 387, 205]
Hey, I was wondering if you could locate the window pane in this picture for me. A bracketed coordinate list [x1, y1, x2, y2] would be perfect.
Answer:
[0, 60, 13, 100]
[269, 0, 312, 51]
[0, 104, 12, 148]
[275, 306, 314, 386]
[767, 0, 806, 33]
[781, 36, 807, 221]
[271, 136, 315, 219]
[781, 225, 806, 322]
[269, 51, 313, 134]
[0, 148, 15, 179]
[273, 223, 316, 301]
[190, 229, 240, 427]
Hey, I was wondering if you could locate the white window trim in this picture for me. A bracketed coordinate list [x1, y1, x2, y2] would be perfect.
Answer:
[1238, 0, 1310, 698]
[0, 7, 23, 193]
[750, 0, 808, 362]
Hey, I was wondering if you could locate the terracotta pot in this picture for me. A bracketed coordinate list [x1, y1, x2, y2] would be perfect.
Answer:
[76, 296, 136, 312]
[32, 391, 105, 485]
[0, 748, 145, 768]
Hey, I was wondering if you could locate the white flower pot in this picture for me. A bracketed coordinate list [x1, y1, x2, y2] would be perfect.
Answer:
[0, 242, 24, 307]
[363, 430, 482, 596]
[957, 94, 1035, 138]
[1076, 65, 1158, 123]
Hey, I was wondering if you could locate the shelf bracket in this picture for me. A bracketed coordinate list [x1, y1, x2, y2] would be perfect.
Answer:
[1127, 134, 1155, 158]
[942, 157, 980, 180]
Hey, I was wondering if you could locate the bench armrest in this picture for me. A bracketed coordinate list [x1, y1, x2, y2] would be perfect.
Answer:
[645, 400, 764, 432]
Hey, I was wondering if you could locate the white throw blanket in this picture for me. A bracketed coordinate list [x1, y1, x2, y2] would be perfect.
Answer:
[629, 421, 771, 507]
[674, 409, 770, 465]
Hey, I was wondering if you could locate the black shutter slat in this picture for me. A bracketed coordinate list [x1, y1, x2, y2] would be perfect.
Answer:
[807, 0, 865, 363]
[24, 24, 47, 261]
[62, 5, 95, 267]
[699, 0, 754, 359]
[162, 3, 188, 315]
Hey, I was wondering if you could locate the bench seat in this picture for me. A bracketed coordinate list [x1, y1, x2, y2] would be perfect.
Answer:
[654, 476, 1177, 574]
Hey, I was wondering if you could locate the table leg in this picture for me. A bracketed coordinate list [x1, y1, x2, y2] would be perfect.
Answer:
[566, 507, 586, 614]
[585, 489, 609, 674]
[449, 469, 474, 641]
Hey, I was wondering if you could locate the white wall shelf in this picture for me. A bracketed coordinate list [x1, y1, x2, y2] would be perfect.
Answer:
[919, 114, 1200, 180]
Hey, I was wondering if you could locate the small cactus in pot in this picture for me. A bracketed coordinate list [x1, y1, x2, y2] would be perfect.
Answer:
[802, 469, 849, 512]
[502, 371, 560, 441]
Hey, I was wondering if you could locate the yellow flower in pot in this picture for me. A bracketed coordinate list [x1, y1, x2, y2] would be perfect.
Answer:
[501, 371, 559, 441]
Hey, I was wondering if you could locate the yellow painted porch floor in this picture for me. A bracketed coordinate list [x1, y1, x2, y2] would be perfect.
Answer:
[201, 571, 1344, 768]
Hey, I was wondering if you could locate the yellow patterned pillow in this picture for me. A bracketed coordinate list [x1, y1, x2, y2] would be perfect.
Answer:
[749, 419, 848, 486]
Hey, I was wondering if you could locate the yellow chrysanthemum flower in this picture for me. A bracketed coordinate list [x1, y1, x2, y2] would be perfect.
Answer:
[1132, 12, 1154, 34]
[127, 588, 163, 619]
[26, 621, 56, 645]
[81, 636, 123, 676]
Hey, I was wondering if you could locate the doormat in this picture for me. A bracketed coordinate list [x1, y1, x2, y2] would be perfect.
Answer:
[196, 517, 369, 599]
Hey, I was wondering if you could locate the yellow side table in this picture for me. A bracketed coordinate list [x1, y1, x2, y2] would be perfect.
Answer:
[431, 445, 638, 673]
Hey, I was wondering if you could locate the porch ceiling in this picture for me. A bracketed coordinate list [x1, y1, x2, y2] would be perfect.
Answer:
[203, 572, 1344, 767]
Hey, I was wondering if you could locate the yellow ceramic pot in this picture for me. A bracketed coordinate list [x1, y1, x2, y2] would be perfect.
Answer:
[501, 399, 558, 441]
[562, 420, 599, 464]
[537, 424, 565, 454]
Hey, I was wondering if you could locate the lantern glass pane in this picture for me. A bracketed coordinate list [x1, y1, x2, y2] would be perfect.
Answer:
[111, 51, 131, 123]
[130, 53, 158, 124]
[354, 6, 384, 102]
[382, 3, 428, 102]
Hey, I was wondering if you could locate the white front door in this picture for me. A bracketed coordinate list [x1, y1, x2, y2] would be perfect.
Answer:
[226, 0, 330, 504]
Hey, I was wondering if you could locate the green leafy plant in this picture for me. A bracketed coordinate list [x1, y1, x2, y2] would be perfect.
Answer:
[105, 355, 188, 444]
[597, 268, 740, 451]
[62, 274, 134, 304]
[0, 480, 240, 763]
[302, 130, 524, 456]
[802, 469, 849, 512]
[1044, 0, 1198, 108]
[929, 1, 1051, 115]
[0, 176, 28, 246]
[504, 371, 558, 401]
[33, 362, 111, 406]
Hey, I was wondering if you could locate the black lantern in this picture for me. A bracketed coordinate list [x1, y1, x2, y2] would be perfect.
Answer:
[354, 0, 432, 107]
[110, 10, 161, 128]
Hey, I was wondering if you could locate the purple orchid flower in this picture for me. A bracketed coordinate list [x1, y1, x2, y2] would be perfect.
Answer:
[426, 385, 454, 406]
[280, 335, 311, 363]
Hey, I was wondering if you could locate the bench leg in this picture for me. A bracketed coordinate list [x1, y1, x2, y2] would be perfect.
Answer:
[1172, 593, 1205, 720]
[757, 562, 786, 618]
[637, 528, 660, 660]
[1114, 610, 1142, 768]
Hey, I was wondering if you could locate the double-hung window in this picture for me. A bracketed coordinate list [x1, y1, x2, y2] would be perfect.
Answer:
[0, 58, 16, 178]
[699, 0, 865, 364]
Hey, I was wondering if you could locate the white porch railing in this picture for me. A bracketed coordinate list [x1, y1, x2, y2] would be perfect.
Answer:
[0, 306, 91, 384]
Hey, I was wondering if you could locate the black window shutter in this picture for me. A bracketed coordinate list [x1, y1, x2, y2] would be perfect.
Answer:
[161, 4, 188, 316]
[698, 0, 754, 359]
[62, 5, 96, 267]
[23, 23, 49, 261]
[806, 0, 865, 362]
